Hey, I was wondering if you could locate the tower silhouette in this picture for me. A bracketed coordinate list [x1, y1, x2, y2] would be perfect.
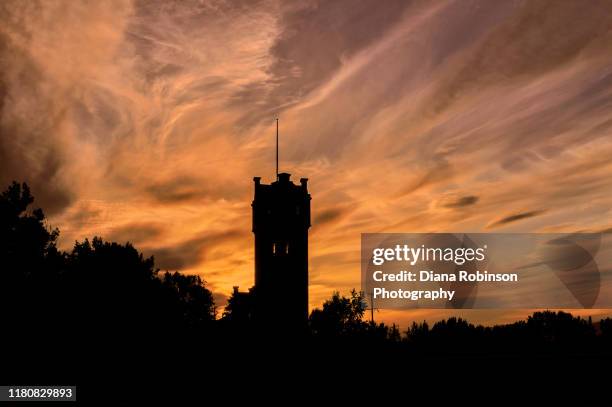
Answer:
[252, 173, 311, 326]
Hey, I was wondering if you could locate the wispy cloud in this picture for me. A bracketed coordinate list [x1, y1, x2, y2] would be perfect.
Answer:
[2, 0, 612, 325]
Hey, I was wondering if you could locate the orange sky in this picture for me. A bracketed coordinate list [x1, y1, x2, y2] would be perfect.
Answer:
[2, 0, 612, 327]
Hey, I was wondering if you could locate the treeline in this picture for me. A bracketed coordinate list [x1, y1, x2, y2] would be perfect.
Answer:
[294, 289, 612, 356]
[1, 182, 215, 344]
[3, 181, 612, 355]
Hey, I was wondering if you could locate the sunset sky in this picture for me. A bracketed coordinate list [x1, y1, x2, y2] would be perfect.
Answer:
[2, 0, 612, 327]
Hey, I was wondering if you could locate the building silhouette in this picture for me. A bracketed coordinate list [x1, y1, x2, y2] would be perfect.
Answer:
[252, 173, 311, 326]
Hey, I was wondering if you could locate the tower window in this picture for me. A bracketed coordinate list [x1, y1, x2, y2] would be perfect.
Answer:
[273, 242, 289, 255]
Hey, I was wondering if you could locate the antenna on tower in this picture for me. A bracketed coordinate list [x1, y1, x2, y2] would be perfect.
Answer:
[275, 118, 279, 181]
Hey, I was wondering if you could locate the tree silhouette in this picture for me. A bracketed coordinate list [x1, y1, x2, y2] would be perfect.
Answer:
[0, 181, 61, 285]
[1, 182, 64, 340]
[309, 289, 366, 337]
[601, 317, 612, 340]
[406, 320, 430, 344]
[1, 181, 216, 364]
